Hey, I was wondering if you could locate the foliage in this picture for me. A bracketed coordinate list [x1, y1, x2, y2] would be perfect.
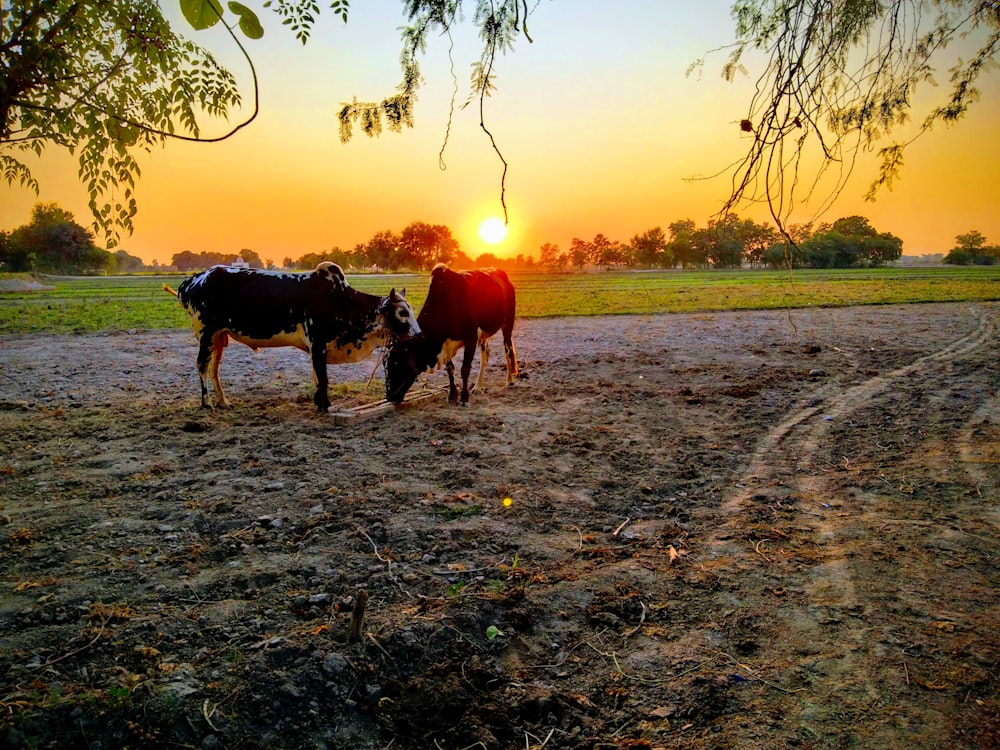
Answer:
[799, 216, 903, 268]
[398, 221, 461, 270]
[701, 0, 1000, 235]
[0, 203, 112, 273]
[629, 227, 668, 268]
[944, 229, 1000, 265]
[0, 0, 244, 247]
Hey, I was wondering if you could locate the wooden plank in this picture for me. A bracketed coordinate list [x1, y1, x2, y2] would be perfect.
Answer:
[332, 385, 447, 426]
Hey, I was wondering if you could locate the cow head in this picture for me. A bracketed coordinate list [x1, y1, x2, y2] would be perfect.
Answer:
[379, 288, 420, 339]
[384, 334, 428, 403]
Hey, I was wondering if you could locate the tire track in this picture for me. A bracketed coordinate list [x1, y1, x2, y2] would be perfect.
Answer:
[702, 305, 999, 742]
[719, 304, 997, 516]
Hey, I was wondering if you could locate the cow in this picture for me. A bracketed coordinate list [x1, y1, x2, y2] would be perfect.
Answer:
[385, 263, 518, 406]
[167, 262, 419, 412]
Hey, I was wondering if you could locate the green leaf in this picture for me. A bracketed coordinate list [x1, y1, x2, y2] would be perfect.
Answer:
[228, 2, 264, 39]
[180, 0, 224, 31]
[485, 625, 502, 640]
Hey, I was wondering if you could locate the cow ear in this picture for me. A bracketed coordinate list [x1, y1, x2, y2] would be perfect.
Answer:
[389, 287, 398, 301]
[399, 287, 407, 298]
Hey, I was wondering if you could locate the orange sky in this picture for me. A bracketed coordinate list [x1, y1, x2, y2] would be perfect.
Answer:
[3, 2, 999, 265]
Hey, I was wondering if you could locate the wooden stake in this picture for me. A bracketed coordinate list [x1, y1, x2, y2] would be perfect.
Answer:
[348, 590, 369, 642]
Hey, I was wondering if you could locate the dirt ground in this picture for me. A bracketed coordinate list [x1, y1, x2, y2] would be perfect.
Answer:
[1, 302, 998, 750]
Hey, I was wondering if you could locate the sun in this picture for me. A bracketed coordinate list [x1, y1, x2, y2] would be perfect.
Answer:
[478, 217, 508, 245]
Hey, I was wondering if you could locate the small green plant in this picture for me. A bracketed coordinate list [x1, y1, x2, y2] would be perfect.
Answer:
[485, 625, 503, 640]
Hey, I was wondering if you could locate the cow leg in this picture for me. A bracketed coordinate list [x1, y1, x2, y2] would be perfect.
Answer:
[209, 332, 232, 408]
[459, 339, 477, 405]
[503, 324, 519, 386]
[473, 332, 490, 394]
[311, 342, 330, 412]
[196, 330, 215, 408]
[445, 360, 459, 404]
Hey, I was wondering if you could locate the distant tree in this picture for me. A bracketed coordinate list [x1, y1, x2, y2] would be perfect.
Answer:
[113, 250, 146, 273]
[945, 230, 1000, 265]
[170, 250, 239, 271]
[358, 230, 401, 269]
[762, 242, 804, 269]
[538, 242, 561, 269]
[630, 227, 668, 268]
[864, 232, 904, 266]
[172, 251, 203, 272]
[699, 214, 745, 268]
[239, 248, 264, 269]
[589, 234, 627, 268]
[667, 219, 701, 269]
[568, 238, 590, 269]
[398, 222, 459, 270]
[474, 252, 502, 267]
[954, 230, 988, 252]
[325, 246, 355, 269]
[736, 219, 780, 268]
[3, 203, 111, 273]
[802, 231, 858, 268]
[451, 248, 474, 268]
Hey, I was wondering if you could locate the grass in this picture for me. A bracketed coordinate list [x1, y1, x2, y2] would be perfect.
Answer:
[1, 266, 998, 335]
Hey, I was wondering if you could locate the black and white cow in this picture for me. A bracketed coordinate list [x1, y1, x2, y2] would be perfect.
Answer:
[169, 262, 418, 412]
[385, 263, 518, 405]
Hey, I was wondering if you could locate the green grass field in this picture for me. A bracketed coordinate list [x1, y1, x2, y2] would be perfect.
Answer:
[1, 266, 998, 336]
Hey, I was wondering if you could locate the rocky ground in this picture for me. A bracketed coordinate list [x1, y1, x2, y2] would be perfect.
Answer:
[1, 302, 998, 749]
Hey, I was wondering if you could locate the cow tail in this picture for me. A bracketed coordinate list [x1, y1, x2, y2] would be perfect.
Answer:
[506, 277, 516, 324]
[504, 273, 519, 378]
[163, 284, 179, 298]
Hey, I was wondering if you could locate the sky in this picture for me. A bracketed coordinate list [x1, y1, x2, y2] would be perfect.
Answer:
[3, 1, 1000, 266]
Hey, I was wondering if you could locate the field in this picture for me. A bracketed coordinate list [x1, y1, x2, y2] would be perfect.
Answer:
[1, 265, 1000, 334]
[1, 270, 999, 749]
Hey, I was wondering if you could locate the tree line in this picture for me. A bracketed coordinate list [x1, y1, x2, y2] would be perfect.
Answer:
[3, 203, 996, 275]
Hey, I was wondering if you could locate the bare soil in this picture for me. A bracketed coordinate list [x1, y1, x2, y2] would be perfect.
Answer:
[1, 303, 998, 750]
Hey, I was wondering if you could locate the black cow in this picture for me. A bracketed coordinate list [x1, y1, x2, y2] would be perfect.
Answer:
[385, 263, 518, 405]
[169, 262, 419, 412]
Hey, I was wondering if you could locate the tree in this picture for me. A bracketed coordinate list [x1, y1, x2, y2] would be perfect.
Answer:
[736, 218, 779, 268]
[667, 219, 701, 269]
[538, 242, 561, 269]
[588, 234, 627, 269]
[797, 216, 902, 268]
[239, 248, 264, 269]
[707, 1, 1000, 236]
[1, 1, 244, 246]
[568, 238, 590, 269]
[398, 221, 459, 270]
[113, 250, 146, 273]
[945, 230, 1000, 265]
[630, 227, 668, 268]
[357, 230, 401, 270]
[2, 203, 111, 273]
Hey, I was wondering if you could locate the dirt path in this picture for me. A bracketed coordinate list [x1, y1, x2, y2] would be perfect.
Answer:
[1, 303, 998, 749]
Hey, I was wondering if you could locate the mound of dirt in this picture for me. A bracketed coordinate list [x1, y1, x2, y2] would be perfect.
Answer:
[0, 277, 55, 293]
[1, 303, 998, 749]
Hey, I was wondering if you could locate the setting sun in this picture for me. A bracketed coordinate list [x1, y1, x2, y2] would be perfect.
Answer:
[478, 217, 508, 245]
